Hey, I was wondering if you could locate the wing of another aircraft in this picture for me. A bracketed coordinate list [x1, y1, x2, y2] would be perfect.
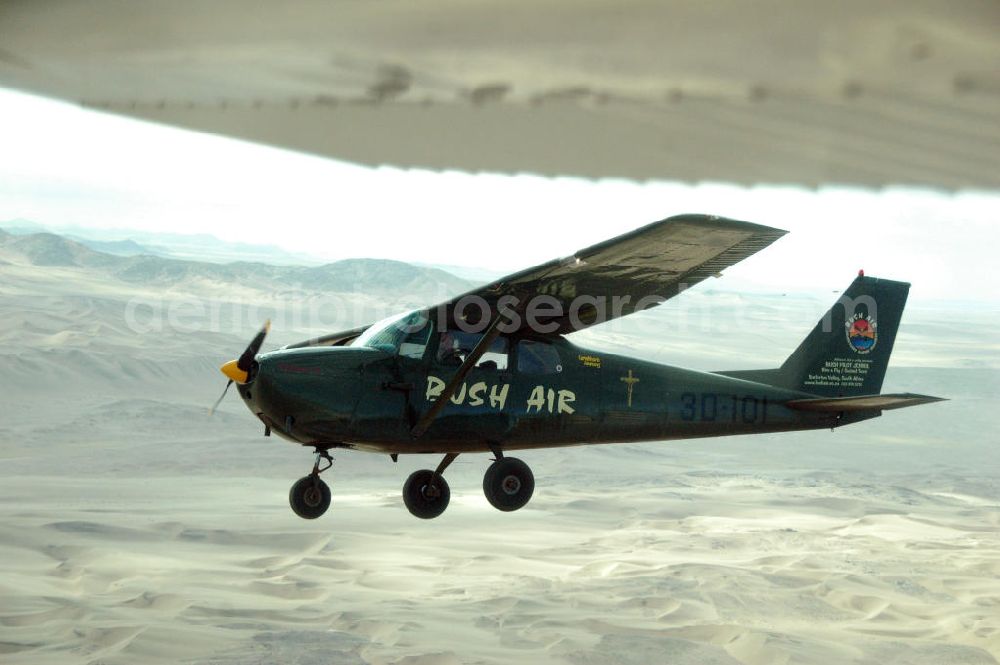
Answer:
[432, 214, 786, 336]
[2, 2, 998, 189]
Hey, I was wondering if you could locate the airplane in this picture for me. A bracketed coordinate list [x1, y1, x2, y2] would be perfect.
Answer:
[214, 214, 944, 519]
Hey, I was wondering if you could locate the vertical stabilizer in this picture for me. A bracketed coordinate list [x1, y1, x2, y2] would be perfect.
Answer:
[720, 275, 910, 397]
[779, 275, 910, 396]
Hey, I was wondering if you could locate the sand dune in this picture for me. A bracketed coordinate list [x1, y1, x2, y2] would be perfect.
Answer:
[0, 241, 998, 663]
[1, 468, 998, 664]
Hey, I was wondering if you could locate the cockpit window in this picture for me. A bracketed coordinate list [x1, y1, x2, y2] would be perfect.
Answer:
[517, 340, 562, 374]
[353, 310, 432, 358]
[436, 331, 508, 370]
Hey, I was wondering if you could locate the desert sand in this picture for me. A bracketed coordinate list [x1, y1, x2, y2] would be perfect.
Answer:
[1, 233, 998, 664]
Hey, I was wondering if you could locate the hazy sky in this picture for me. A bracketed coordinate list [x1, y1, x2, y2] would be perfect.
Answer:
[1, 88, 997, 302]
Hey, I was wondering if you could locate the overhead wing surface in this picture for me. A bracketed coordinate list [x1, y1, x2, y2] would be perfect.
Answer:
[432, 214, 786, 336]
[1, 1, 998, 189]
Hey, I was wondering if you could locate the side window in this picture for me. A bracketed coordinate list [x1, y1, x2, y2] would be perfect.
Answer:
[517, 340, 562, 374]
[436, 331, 508, 370]
[399, 319, 434, 359]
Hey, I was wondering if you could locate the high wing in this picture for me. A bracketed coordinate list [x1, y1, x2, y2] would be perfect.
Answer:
[284, 214, 785, 350]
[431, 214, 786, 336]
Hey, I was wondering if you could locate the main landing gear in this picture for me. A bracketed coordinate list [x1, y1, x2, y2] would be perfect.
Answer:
[287, 448, 534, 520]
[289, 449, 333, 519]
[401, 449, 534, 519]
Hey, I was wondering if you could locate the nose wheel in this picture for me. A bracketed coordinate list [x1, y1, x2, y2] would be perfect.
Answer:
[289, 449, 333, 519]
[483, 456, 534, 512]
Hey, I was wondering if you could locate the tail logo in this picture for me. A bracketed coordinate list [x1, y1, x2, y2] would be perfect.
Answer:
[846, 313, 877, 354]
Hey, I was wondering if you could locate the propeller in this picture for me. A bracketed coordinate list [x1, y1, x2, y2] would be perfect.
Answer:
[210, 320, 270, 415]
[209, 379, 233, 416]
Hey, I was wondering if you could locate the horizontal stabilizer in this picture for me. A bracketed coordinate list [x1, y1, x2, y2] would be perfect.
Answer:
[786, 393, 946, 413]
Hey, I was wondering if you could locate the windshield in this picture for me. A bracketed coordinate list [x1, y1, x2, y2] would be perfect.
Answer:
[352, 310, 432, 357]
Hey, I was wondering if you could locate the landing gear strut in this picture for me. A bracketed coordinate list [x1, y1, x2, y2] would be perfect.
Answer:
[289, 449, 333, 519]
[402, 453, 457, 519]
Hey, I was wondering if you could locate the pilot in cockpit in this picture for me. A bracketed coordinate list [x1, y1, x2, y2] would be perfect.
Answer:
[436, 331, 465, 366]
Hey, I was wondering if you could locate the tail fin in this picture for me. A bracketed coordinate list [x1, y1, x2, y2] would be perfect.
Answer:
[723, 274, 910, 397]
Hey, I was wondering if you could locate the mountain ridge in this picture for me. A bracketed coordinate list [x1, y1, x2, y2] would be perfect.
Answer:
[0, 219, 324, 265]
[0, 230, 478, 296]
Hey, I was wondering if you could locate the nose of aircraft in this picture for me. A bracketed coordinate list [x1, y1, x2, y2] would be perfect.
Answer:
[247, 344, 386, 444]
[212, 322, 384, 443]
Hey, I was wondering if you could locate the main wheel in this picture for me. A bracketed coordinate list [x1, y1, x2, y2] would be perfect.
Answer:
[402, 470, 450, 519]
[483, 457, 534, 512]
[289, 476, 331, 519]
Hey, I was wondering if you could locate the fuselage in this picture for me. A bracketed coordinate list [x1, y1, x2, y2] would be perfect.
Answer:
[236, 335, 846, 455]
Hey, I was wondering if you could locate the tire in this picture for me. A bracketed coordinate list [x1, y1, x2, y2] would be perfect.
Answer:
[289, 476, 331, 519]
[483, 457, 534, 512]
[402, 469, 450, 519]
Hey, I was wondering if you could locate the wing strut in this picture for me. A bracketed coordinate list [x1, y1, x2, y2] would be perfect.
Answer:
[410, 312, 508, 439]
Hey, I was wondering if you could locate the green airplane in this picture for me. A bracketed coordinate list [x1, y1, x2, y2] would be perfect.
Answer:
[215, 215, 944, 519]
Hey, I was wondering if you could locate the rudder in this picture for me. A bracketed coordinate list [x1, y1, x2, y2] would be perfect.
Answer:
[721, 275, 910, 397]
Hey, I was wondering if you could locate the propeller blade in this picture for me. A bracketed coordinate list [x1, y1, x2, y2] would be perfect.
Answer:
[209, 379, 233, 416]
[219, 319, 271, 385]
[237, 319, 271, 372]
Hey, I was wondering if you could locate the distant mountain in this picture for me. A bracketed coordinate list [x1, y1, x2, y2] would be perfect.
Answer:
[412, 261, 505, 282]
[69, 237, 161, 257]
[0, 230, 477, 297]
[0, 219, 506, 278]
[0, 219, 323, 265]
[0, 232, 121, 268]
[0, 219, 47, 234]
